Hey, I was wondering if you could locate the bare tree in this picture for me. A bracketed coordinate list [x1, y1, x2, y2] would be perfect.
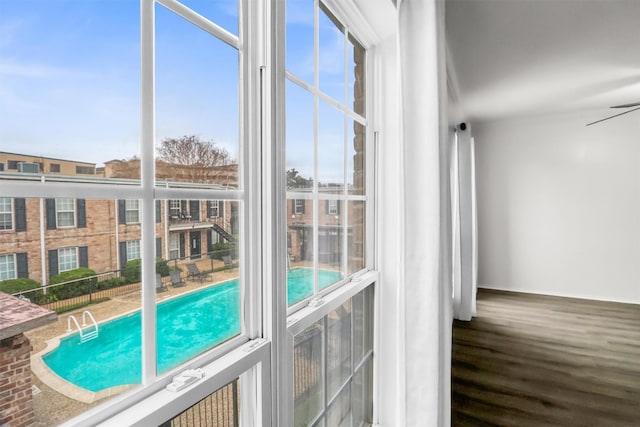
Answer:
[156, 135, 236, 185]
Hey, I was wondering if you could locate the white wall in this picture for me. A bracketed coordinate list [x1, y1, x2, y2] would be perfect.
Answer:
[474, 109, 640, 304]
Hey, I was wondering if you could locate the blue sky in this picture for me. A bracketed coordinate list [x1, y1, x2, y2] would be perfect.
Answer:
[0, 0, 353, 185]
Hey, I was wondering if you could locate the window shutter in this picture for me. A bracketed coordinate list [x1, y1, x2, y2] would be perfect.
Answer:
[181, 200, 187, 215]
[48, 249, 58, 278]
[14, 198, 26, 232]
[336, 200, 341, 215]
[291, 199, 295, 214]
[300, 200, 305, 214]
[16, 253, 28, 279]
[119, 242, 127, 270]
[179, 233, 185, 259]
[207, 201, 213, 217]
[155, 200, 161, 223]
[118, 200, 126, 224]
[189, 200, 200, 221]
[325, 200, 330, 214]
[156, 237, 162, 258]
[77, 199, 86, 228]
[79, 246, 88, 268]
[219, 200, 225, 217]
[46, 199, 56, 230]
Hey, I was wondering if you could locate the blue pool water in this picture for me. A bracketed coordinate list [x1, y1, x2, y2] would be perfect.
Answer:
[43, 269, 342, 392]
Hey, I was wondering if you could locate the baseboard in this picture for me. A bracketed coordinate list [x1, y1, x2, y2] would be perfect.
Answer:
[478, 284, 639, 305]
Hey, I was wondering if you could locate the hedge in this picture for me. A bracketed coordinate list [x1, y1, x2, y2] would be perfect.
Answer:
[49, 268, 98, 300]
[209, 242, 238, 260]
[0, 278, 41, 295]
[123, 258, 171, 283]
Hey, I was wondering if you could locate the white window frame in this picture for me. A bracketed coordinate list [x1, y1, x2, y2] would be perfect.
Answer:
[169, 199, 181, 218]
[126, 240, 141, 262]
[0, 253, 16, 281]
[0, 197, 13, 231]
[58, 247, 79, 273]
[125, 199, 141, 224]
[209, 200, 220, 218]
[328, 199, 338, 215]
[294, 199, 305, 215]
[169, 233, 180, 260]
[56, 198, 76, 228]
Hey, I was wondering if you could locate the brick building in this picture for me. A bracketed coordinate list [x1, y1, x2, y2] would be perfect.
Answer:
[0, 153, 237, 286]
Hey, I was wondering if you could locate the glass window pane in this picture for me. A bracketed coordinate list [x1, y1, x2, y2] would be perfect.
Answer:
[155, 4, 239, 187]
[318, 4, 345, 103]
[164, 378, 241, 426]
[327, 300, 351, 400]
[287, 202, 316, 305]
[327, 381, 351, 427]
[0, 254, 16, 280]
[0, 198, 145, 425]
[353, 358, 374, 427]
[318, 199, 344, 287]
[348, 201, 365, 275]
[0, 197, 13, 230]
[318, 101, 344, 192]
[0, 1, 140, 180]
[347, 119, 366, 195]
[294, 320, 324, 427]
[348, 34, 366, 117]
[178, 0, 239, 36]
[286, 0, 314, 84]
[286, 80, 315, 191]
[156, 199, 241, 374]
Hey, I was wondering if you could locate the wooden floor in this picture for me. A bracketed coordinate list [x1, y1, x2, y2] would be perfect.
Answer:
[452, 289, 640, 426]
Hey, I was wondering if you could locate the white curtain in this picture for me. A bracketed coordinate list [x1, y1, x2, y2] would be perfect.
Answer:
[453, 127, 477, 321]
[397, 0, 452, 425]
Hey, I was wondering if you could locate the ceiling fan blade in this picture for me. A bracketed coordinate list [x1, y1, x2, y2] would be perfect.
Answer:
[586, 106, 640, 126]
[611, 102, 640, 108]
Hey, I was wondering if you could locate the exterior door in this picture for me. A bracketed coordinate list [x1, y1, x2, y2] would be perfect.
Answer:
[190, 231, 201, 260]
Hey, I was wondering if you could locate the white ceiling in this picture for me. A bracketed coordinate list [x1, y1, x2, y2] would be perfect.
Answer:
[446, 0, 640, 123]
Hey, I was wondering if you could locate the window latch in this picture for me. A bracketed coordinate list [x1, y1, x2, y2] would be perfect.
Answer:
[166, 368, 205, 392]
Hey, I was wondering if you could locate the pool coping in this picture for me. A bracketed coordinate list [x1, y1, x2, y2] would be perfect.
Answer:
[30, 278, 238, 403]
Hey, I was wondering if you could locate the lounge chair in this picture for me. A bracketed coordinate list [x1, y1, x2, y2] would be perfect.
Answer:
[169, 270, 186, 287]
[156, 273, 168, 292]
[186, 263, 212, 283]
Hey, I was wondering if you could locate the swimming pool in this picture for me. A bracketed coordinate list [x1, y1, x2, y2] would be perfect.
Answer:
[42, 268, 342, 392]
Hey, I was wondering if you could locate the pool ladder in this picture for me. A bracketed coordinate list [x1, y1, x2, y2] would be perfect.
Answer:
[67, 311, 99, 343]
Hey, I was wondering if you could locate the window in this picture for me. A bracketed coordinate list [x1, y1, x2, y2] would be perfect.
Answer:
[0, 254, 16, 280]
[286, 0, 368, 306]
[169, 233, 180, 260]
[58, 247, 78, 273]
[169, 200, 181, 218]
[125, 199, 140, 223]
[75, 165, 95, 174]
[7, 160, 18, 170]
[50, 163, 61, 173]
[0, 163, 4, 171]
[209, 200, 219, 218]
[126, 240, 141, 262]
[328, 199, 338, 215]
[55, 198, 75, 227]
[0, 197, 12, 230]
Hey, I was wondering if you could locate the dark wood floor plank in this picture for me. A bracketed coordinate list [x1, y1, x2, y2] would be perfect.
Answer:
[452, 289, 640, 426]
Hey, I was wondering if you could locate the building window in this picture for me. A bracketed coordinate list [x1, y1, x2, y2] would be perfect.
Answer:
[75, 165, 95, 174]
[209, 200, 219, 218]
[0, 163, 5, 171]
[294, 199, 305, 215]
[7, 160, 18, 170]
[169, 234, 180, 260]
[0, 254, 16, 281]
[126, 240, 141, 262]
[50, 163, 61, 173]
[58, 247, 78, 273]
[125, 199, 140, 224]
[328, 200, 338, 215]
[55, 198, 76, 227]
[0, 197, 12, 230]
[169, 200, 181, 219]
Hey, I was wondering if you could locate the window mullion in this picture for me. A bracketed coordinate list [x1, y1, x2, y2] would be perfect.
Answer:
[140, 0, 157, 386]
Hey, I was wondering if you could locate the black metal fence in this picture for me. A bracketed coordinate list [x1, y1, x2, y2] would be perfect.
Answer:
[10, 248, 239, 314]
[160, 379, 239, 427]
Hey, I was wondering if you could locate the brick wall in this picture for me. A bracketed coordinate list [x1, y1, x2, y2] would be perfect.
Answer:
[0, 333, 34, 427]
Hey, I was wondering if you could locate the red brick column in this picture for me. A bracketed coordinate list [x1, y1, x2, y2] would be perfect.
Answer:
[0, 333, 34, 427]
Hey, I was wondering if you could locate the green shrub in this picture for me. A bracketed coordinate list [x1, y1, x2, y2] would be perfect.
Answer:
[97, 277, 128, 290]
[49, 268, 97, 300]
[0, 278, 41, 295]
[123, 258, 171, 283]
[210, 242, 238, 260]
